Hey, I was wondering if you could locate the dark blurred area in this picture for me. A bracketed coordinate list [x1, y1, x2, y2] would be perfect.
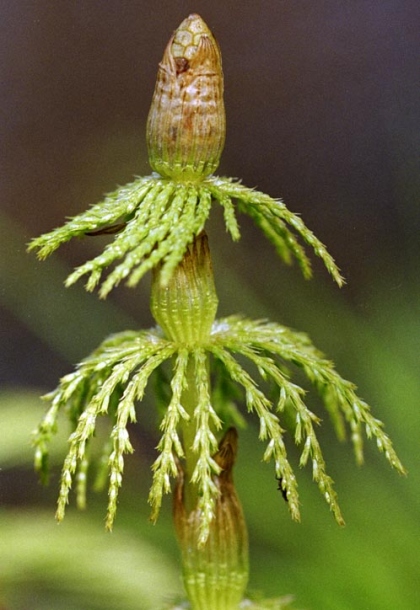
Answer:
[1, 1, 419, 609]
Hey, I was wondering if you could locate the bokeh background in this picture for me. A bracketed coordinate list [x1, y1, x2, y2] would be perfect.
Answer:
[1, 1, 419, 609]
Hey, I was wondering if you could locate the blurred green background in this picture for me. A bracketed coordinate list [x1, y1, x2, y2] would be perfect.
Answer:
[1, 1, 419, 609]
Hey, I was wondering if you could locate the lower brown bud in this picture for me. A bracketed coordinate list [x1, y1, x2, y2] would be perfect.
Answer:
[173, 428, 249, 610]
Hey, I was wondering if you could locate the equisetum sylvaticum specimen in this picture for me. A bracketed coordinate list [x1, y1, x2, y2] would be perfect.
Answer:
[29, 14, 405, 610]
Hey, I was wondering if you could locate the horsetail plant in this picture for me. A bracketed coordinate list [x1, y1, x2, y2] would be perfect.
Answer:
[29, 14, 406, 610]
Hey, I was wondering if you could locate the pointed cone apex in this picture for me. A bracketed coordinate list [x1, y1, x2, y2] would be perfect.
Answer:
[146, 14, 225, 180]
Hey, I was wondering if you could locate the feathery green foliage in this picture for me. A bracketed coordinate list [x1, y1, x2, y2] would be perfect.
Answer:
[33, 315, 405, 540]
[28, 175, 343, 297]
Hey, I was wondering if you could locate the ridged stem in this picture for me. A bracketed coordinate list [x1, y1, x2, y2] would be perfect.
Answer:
[151, 231, 218, 513]
[150, 232, 218, 346]
[151, 233, 249, 608]
[181, 356, 205, 513]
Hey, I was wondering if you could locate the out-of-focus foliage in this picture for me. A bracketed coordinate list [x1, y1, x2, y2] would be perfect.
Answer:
[0, 390, 182, 610]
[0, 510, 180, 610]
